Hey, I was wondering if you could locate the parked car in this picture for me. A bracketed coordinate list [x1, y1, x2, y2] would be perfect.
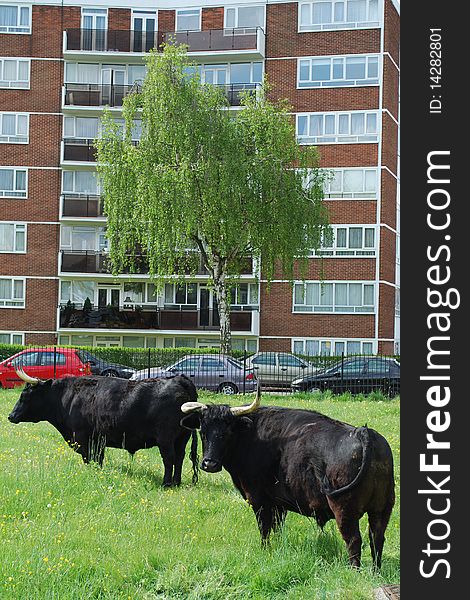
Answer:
[0, 347, 92, 389]
[244, 352, 319, 389]
[291, 356, 400, 396]
[130, 354, 256, 395]
[75, 350, 136, 379]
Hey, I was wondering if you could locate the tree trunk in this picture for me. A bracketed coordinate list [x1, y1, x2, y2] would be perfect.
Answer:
[212, 258, 232, 355]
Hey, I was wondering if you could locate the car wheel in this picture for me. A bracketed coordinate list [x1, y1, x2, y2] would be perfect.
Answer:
[308, 386, 322, 393]
[219, 382, 238, 395]
[103, 370, 119, 377]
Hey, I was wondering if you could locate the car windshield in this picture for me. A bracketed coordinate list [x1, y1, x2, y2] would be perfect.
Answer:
[226, 357, 243, 369]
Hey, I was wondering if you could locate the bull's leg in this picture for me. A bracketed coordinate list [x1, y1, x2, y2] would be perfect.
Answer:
[158, 444, 176, 487]
[368, 504, 393, 570]
[172, 433, 189, 486]
[254, 505, 287, 545]
[333, 511, 362, 568]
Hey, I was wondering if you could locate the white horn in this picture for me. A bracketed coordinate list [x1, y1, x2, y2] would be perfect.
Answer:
[181, 401, 207, 414]
[15, 368, 40, 385]
[230, 382, 261, 416]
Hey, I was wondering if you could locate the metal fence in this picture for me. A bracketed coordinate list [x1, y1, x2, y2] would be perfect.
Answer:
[0, 345, 400, 397]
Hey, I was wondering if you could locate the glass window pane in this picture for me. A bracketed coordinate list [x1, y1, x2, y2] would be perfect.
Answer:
[364, 228, 375, 247]
[364, 284, 374, 306]
[2, 114, 15, 135]
[363, 342, 373, 354]
[349, 283, 362, 306]
[336, 228, 347, 247]
[335, 283, 348, 306]
[364, 169, 377, 192]
[351, 113, 365, 134]
[343, 170, 363, 192]
[334, 2, 345, 21]
[366, 112, 377, 133]
[338, 114, 349, 134]
[15, 170, 26, 191]
[347, 341, 361, 354]
[313, 2, 332, 24]
[293, 340, 304, 354]
[225, 8, 236, 28]
[332, 58, 343, 80]
[230, 63, 251, 84]
[252, 62, 263, 82]
[369, 0, 379, 21]
[324, 114, 335, 134]
[238, 6, 264, 27]
[310, 115, 323, 136]
[300, 3, 311, 25]
[294, 284, 304, 305]
[313, 58, 331, 81]
[164, 284, 173, 304]
[334, 341, 345, 355]
[177, 10, 200, 31]
[297, 115, 308, 136]
[349, 227, 363, 248]
[347, 0, 367, 21]
[346, 57, 366, 80]
[187, 284, 197, 305]
[306, 340, 319, 355]
[299, 60, 310, 81]
[368, 56, 379, 78]
[306, 282, 319, 306]
[320, 283, 333, 306]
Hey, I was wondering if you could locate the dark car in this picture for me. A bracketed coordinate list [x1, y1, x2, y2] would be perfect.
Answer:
[76, 350, 136, 379]
[131, 354, 256, 395]
[291, 356, 400, 396]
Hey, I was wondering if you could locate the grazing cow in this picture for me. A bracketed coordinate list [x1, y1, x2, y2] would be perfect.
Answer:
[8, 370, 199, 487]
[180, 387, 395, 568]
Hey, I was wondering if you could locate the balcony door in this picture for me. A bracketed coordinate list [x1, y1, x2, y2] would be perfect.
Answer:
[101, 67, 126, 106]
[81, 8, 107, 51]
[132, 11, 157, 52]
[98, 286, 120, 309]
[198, 287, 219, 328]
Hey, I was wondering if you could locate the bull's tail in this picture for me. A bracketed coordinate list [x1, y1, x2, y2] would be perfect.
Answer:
[322, 426, 371, 498]
[190, 430, 199, 484]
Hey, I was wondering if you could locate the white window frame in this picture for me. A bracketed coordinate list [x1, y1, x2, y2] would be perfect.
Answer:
[296, 110, 379, 145]
[81, 7, 108, 29]
[62, 170, 100, 196]
[297, 54, 380, 89]
[0, 331, 24, 344]
[175, 8, 201, 32]
[0, 57, 30, 89]
[298, 1, 380, 33]
[292, 337, 376, 356]
[0, 167, 28, 198]
[0, 277, 25, 308]
[0, 111, 29, 144]
[60, 225, 106, 252]
[0, 4, 32, 34]
[293, 280, 375, 314]
[0, 222, 27, 253]
[224, 4, 265, 32]
[230, 283, 259, 308]
[164, 282, 198, 307]
[312, 224, 376, 257]
[323, 167, 378, 200]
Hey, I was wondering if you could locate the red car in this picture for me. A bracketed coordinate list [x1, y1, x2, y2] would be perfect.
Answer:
[0, 347, 92, 389]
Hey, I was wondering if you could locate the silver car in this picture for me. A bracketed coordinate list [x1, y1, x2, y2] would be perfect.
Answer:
[244, 352, 319, 389]
[130, 354, 257, 395]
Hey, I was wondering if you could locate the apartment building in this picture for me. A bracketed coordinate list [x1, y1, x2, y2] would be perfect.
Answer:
[0, 0, 399, 354]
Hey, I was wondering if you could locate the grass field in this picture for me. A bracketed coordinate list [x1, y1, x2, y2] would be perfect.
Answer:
[0, 387, 399, 599]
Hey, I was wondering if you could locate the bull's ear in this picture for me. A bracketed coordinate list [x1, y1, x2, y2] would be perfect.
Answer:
[180, 413, 201, 430]
[236, 416, 253, 430]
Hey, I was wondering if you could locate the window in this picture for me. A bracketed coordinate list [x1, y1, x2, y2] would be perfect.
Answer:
[123, 283, 144, 305]
[0, 4, 31, 34]
[323, 168, 377, 199]
[298, 54, 379, 88]
[0, 277, 25, 307]
[313, 225, 376, 257]
[293, 338, 374, 356]
[201, 358, 225, 371]
[0, 168, 27, 197]
[230, 283, 259, 308]
[0, 222, 26, 253]
[176, 357, 201, 371]
[63, 117, 99, 140]
[65, 62, 100, 84]
[0, 57, 30, 88]
[293, 281, 375, 313]
[299, 1, 379, 32]
[252, 353, 276, 366]
[297, 110, 378, 144]
[164, 283, 197, 307]
[60, 280, 95, 305]
[60, 226, 104, 251]
[38, 352, 67, 366]
[62, 170, 99, 195]
[225, 5, 264, 30]
[0, 112, 29, 143]
[11, 352, 39, 367]
[176, 9, 201, 31]
[0, 332, 24, 344]
[81, 8, 107, 51]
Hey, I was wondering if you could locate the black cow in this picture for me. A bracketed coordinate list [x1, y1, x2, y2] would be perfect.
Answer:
[8, 370, 199, 487]
[180, 388, 395, 568]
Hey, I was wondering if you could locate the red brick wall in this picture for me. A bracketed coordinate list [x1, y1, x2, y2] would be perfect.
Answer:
[325, 200, 377, 224]
[0, 169, 61, 222]
[382, 55, 399, 119]
[0, 279, 58, 332]
[377, 282, 395, 339]
[266, 59, 380, 111]
[0, 224, 59, 278]
[380, 170, 397, 229]
[108, 9, 131, 31]
[202, 8, 224, 31]
[273, 258, 376, 280]
[259, 282, 375, 339]
[25, 332, 57, 345]
[0, 114, 61, 167]
[259, 338, 291, 352]
[381, 111, 398, 174]
[159, 10, 175, 33]
[379, 226, 397, 283]
[266, 2, 380, 58]
[384, 0, 400, 67]
[318, 144, 378, 168]
[0, 59, 63, 113]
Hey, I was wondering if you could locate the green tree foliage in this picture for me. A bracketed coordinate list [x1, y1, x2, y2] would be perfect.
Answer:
[96, 44, 331, 353]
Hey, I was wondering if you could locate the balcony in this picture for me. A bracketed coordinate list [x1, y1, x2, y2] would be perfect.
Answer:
[63, 139, 97, 162]
[63, 82, 258, 108]
[61, 195, 104, 219]
[64, 28, 265, 59]
[59, 305, 256, 332]
[60, 250, 149, 275]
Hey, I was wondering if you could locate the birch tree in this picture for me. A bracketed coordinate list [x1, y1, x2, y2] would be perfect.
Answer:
[96, 44, 330, 354]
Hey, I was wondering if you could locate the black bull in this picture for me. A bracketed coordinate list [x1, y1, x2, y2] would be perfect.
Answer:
[8, 374, 199, 487]
[181, 394, 395, 569]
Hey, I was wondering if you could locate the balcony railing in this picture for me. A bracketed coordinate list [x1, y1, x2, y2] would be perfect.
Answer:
[60, 250, 149, 274]
[59, 305, 255, 332]
[61, 195, 104, 218]
[65, 27, 264, 55]
[217, 83, 260, 106]
[63, 139, 97, 162]
[64, 83, 140, 108]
